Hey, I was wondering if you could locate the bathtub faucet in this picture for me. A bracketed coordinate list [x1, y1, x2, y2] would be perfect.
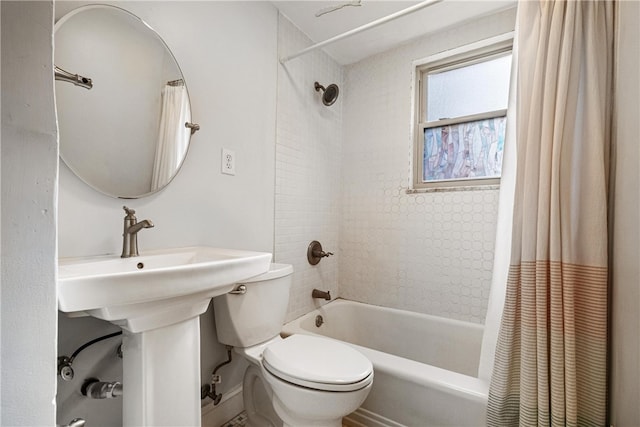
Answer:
[312, 289, 331, 300]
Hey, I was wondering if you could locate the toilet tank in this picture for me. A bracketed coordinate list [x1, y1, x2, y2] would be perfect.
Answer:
[213, 263, 293, 348]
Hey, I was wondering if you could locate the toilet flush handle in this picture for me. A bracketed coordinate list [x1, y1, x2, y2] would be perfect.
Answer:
[228, 284, 247, 295]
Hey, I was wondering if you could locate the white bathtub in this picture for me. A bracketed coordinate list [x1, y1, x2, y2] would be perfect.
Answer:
[282, 299, 488, 427]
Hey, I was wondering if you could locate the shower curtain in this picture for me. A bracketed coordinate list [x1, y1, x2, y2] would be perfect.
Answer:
[151, 83, 191, 191]
[487, 1, 614, 426]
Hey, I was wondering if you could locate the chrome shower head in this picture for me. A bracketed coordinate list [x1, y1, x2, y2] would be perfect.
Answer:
[314, 82, 339, 106]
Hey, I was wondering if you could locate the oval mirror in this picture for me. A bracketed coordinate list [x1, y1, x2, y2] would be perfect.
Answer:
[55, 5, 197, 199]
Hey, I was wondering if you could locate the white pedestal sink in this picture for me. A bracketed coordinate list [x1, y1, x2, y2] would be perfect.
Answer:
[58, 246, 272, 426]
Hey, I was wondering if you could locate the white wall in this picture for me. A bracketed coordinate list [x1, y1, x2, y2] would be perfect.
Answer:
[275, 15, 345, 322]
[340, 8, 516, 323]
[55, 2, 278, 425]
[610, 1, 640, 424]
[1, 1, 58, 425]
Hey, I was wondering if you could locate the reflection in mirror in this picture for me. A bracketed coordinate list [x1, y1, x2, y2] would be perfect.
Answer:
[55, 5, 197, 199]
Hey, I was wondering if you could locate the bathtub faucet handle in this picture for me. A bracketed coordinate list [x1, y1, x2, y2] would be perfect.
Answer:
[315, 250, 334, 258]
[307, 240, 334, 265]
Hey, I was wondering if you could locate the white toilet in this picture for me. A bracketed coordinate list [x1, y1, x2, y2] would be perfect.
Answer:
[213, 263, 373, 427]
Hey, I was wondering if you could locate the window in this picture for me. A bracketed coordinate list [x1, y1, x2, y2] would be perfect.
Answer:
[413, 39, 513, 189]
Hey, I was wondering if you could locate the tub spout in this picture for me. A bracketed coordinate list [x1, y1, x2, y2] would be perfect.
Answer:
[312, 289, 331, 300]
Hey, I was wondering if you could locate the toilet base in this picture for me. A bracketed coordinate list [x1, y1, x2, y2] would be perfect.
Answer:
[269, 383, 368, 427]
[273, 398, 344, 427]
[263, 363, 372, 427]
[243, 365, 282, 427]
[242, 363, 372, 427]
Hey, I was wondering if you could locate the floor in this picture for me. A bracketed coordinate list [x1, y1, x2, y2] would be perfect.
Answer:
[221, 411, 351, 427]
[221, 411, 247, 427]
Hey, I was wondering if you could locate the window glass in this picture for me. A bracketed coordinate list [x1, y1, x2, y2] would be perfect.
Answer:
[426, 54, 511, 122]
[423, 115, 506, 182]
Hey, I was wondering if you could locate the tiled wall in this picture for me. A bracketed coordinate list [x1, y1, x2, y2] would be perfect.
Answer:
[275, 9, 516, 324]
[340, 8, 516, 323]
[275, 15, 344, 322]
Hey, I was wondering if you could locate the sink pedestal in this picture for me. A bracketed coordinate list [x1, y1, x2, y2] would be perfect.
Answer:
[123, 315, 203, 426]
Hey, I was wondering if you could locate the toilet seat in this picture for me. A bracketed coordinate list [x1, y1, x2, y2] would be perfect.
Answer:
[262, 334, 373, 392]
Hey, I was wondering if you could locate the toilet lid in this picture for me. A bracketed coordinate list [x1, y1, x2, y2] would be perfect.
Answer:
[262, 334, 373, 392]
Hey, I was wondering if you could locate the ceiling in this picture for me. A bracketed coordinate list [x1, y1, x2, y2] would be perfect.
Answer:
[272, 0, 516, 65]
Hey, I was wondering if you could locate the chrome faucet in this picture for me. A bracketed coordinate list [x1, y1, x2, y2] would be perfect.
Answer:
[121, 206, 154, 258]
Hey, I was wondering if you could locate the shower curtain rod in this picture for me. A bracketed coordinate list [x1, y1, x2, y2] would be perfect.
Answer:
[279, 0, 444, 64]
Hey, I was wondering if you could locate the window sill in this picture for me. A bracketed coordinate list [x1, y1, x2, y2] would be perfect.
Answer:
[406, 184, 500, 194]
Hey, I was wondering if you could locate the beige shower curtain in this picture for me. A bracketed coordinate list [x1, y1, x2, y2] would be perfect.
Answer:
[151, 83, 191, 191]
[487, 1, 614, 426]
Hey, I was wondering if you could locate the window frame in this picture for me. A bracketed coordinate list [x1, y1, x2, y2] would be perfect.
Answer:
[411, 36, 513, 191]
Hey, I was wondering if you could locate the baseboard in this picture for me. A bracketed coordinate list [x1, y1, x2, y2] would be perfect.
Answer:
[201, 385, 244, 427]
[343, 408, 406, 427]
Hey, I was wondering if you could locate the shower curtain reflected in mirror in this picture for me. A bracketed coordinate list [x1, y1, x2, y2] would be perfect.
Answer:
[151, 81, 191, 191]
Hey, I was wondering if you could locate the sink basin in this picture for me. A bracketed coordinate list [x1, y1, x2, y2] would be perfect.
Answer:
[58, 246, 272, 331]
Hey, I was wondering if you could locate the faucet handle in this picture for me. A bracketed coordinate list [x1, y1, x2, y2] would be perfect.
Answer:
[307, 241, 334, 265]
[123, 206, 136, 216]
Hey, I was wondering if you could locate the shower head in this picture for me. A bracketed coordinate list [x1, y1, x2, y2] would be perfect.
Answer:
[314, 82, 339, 106]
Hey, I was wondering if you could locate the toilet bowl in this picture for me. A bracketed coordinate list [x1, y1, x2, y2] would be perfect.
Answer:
[213, 264, 373, 427]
